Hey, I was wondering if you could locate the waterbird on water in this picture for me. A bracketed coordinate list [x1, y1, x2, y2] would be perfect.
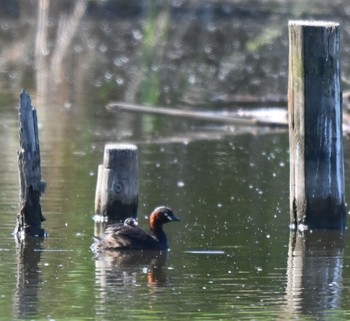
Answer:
[91, 206, 180, 251]
[123, 217, 138, 227]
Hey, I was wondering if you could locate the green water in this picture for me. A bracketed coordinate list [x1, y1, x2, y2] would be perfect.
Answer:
[1, 1, 350, 320]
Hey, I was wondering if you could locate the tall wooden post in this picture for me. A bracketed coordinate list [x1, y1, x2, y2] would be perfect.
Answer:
[16, 90, 46, 238]
[288, 21, 346, 229]
[95, 143, 138, 221]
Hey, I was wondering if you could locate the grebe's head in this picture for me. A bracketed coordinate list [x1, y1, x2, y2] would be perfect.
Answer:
[124, 217, 138, 227]
[149, 206, 180, 230]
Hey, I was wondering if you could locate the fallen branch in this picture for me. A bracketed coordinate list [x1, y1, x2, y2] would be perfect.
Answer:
[106, 102, 288, 128]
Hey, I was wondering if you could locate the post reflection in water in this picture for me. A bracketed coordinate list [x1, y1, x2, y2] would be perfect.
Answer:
[13, 238, 43, 319]
[285, 230, 345, 318]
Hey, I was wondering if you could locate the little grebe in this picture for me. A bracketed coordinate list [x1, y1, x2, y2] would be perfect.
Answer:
[91, 206, 180, 251]
[123, 217, 138, 227]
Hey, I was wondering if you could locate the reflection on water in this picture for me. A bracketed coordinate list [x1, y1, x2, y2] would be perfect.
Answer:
[94, 250, 168, 285]
[2, 1, 350, 320]
[4, 0, 350, 111]
[13, 238, 43, 319]
[286, 231, 345, 319]
[94, 250, 169, 319]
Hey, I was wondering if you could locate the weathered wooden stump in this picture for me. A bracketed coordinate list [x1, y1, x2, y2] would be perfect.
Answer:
[16, 90, 46, 238]
[288, 21, 346, 229]
[94, 143, 138, 221]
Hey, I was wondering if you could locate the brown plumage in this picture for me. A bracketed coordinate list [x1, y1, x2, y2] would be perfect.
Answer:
[91, 206, 180, 251]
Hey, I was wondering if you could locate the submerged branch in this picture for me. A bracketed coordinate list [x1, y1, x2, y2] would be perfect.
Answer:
[106, 102, 288, 128]
[107, 98, 350, 134]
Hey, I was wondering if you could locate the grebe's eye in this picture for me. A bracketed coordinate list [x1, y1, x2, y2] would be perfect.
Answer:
[164, 212, 173, 221]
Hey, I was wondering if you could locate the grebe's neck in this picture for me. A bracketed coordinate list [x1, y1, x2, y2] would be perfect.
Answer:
[151, 227, 168, 249]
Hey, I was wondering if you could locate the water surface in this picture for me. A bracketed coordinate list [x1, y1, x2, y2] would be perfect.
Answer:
[1, 1, 350, 320]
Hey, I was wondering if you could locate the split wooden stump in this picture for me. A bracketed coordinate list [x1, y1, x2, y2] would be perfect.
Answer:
[288, 21, 346, 229]
[95, 143, 138, 221]
[16, 90, 45, 238]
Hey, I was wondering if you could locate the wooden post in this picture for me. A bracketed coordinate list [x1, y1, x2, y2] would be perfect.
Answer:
[16, 90, 46, 238]
[288, 21, 346, 229]
[94, 143, 138, 221]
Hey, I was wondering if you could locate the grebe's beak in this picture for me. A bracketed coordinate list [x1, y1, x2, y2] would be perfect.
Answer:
[170, 214, 181, 222]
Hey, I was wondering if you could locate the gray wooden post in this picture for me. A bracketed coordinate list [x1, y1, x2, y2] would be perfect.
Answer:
[288, 20, 346, 229]
[94, 143, 138, 221]
[16, 90, 46, 237]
